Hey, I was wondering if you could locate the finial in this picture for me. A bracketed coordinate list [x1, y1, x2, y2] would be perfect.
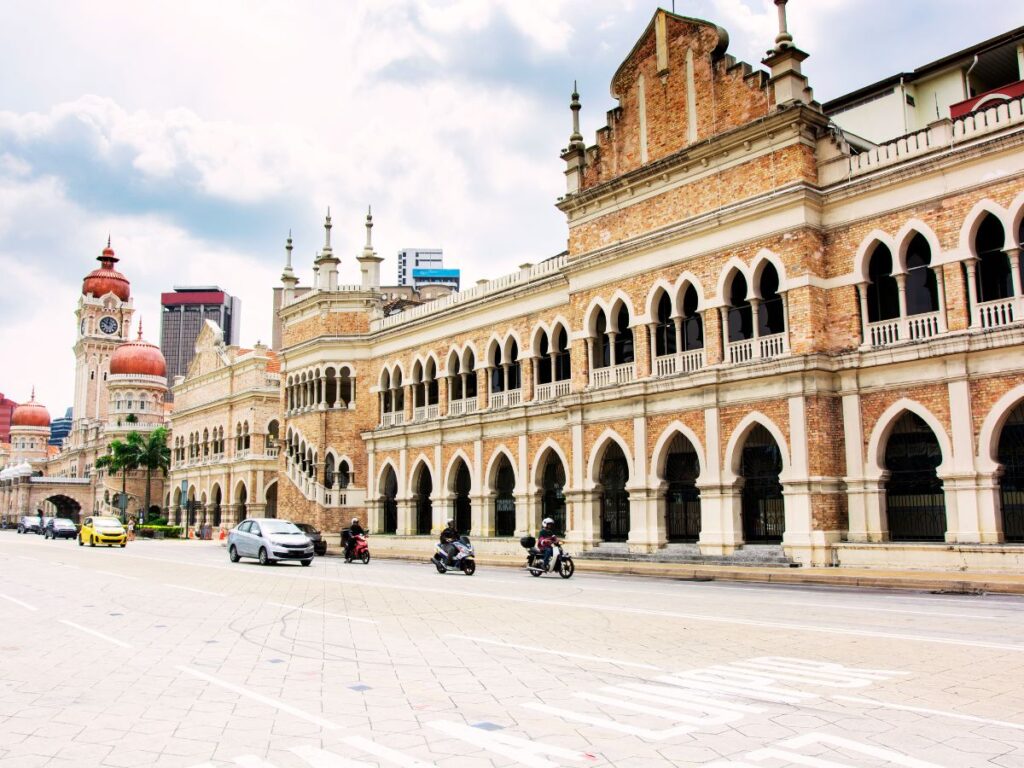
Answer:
[107, 234, 111, 249]
[773, 0, 793, 52]
[364, 205, 374, 250]
[137, 317, 143, 340]
[323, 207, 333, 253]
[30, 385, 35, 402]
[285, 230, 294, 268]
[569, 81, 584, 149]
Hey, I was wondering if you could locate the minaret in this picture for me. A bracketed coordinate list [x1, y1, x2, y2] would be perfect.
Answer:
[315, 208, 340, 291]
[356, 206, 384, 290]
[761, 0, 817, 109]
[280, 231, 298, 304]
[561, 82, 586, 195]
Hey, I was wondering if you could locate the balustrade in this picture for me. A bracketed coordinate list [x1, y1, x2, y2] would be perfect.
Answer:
[978, 297, 1019, 329]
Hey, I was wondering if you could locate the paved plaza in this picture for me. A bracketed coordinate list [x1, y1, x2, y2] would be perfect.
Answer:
[1, 535, 1024, 767]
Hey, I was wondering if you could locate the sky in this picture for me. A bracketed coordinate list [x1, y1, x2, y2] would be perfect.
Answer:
[2, 0, 1023, 415]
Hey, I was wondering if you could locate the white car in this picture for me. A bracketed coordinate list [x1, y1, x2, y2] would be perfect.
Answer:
[227, 518, 314, 566]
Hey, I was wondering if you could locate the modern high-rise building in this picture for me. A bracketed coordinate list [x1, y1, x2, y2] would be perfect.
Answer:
[160, 287, 240, 394]
[0, 392, 17, 443]
[49, 407, 72, 447]
[397, 248, 459, 290]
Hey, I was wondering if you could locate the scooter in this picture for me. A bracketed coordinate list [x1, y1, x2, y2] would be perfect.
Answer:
[344, 532, 371, 564]
[521, 535, 575, 579]
[433, 535, 476, 575]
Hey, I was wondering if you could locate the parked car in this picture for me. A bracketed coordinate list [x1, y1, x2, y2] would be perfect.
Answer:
[79, 516, 127, 547]
[16, 515, 42, 534]
[228, 518, 314, 566]
[45, 518, 78, 540]
[294, 523, 327, 556]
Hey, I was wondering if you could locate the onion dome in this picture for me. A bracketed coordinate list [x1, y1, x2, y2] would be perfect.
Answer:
[110, 320, 167, 377]
[82, 237, 131, 301]
[12, 389, 50, 428]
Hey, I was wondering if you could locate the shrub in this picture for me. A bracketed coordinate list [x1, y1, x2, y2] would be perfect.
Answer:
[138, 524, 183, 539]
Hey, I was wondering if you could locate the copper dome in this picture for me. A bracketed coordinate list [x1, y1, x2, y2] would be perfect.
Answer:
[82, 241, 130, 301]
[110, 326, 167, 378]
[12, 391, 50, 428]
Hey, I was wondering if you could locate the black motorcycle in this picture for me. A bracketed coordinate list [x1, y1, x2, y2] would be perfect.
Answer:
[520, 535, 575, 579]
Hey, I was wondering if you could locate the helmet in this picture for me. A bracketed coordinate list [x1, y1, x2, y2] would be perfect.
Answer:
[447, 518, 455, 526]
[351, 518, 359, 525]
[542, 518, 554, 527]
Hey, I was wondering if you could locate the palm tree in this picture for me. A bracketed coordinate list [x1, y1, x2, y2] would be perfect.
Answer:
[95, 438, 139, 520]
[133, 427, 171, 522]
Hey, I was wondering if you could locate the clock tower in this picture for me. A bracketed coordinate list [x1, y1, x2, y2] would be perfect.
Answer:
[72, 239, 134, 441]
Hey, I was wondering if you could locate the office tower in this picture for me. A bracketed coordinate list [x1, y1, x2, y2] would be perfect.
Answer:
[160, 287, 240, 395]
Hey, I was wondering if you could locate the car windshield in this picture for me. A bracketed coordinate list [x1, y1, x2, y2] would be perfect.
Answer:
[295, 524, 316, 534]
[26, 517, 41, 524]
[54, 520, 75, 528]
[263, 521, 302, 535]
[95, 519, 123, 529]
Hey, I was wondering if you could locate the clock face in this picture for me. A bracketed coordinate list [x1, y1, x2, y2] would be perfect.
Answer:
[99, 317, 119, 335]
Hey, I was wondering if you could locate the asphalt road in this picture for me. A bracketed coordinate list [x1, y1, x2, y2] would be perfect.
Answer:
[1, 533, 1024, 767]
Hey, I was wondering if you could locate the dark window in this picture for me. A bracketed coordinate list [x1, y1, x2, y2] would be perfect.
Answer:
[664, 433, 701, 542]
[654, 293, 675, 357]
[541, 456, 567, 535]
[599, 443, 630, 542]
[740, 425, 785, 542]
[905, 234, 938, 315]
[727, 273, 752, 341]
[381, 467, 398, 534]
[594, 311, 610, 368]
[976, 214, 1012, 303]
[537, 333, 553, 384]
[681, 285, 704, 350]
[757, 264, 785, 335]
[615, 306, 634, 363]
[415, 469, 432, 535]
[454, 462, 471, 534]
[884, 412, 946, 542]
[494, 459, 515, 537]
[554, 328, 571, 381]
[867, 244, 900, 322]
[998, 403, 1024, 542]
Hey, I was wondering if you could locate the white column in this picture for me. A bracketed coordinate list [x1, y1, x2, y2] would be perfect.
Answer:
[856, 282, 870, 345]
[946, 371, 982, 543]
[934, 266, 948, 333]
[964, 259, 980, 328]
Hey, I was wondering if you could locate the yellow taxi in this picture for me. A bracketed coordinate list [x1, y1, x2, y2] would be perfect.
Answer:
[79, 516, 127, 548]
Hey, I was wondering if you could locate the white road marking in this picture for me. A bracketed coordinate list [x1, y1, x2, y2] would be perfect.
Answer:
[776, 599, 1003, 619]
[177, 666, 340, 730]
[447, 634, 663, 670]
[523, 701, 692, 740]
[59, 619, 131, 648]
[0, 594, 37, 611]
[163, 583, 226, 597]
[48, 561, 79, 568]
[234, 757, 278, 768]
[291, 744, 379, 766]
[342, 735, 435, 766]
[95, 570, 138, 580]
[833, 694, 1024, 731]
[428, 720, 590, 767]
[122, 552, 1024, 652]
[268, 602, 377, 625]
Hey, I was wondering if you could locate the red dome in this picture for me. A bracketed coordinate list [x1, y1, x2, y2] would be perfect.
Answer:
[12, 393, 50, 428]
[82, 242, 130, 301]
[110, 335, 167, 378]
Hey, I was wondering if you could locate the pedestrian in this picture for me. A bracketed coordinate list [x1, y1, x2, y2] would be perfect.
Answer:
[127, 516, 136, 542]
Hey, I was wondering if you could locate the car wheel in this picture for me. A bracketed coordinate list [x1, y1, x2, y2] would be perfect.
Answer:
[360, 551, 370, 565]
[228, 545, 240, 563]
[78, 536, 84, 547]
[301, 559, 312, 567]
[89, 536, 96, 547]
[258, 547, 270, 566]
[120, 542, 126, 548]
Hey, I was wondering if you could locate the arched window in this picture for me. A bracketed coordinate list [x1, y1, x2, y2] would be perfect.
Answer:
[493, 457, 516, 537]
[243, 421, 251, 450]
[337, 460, 351, 489]
[884, 412, 945, 541]
[614, 305, 634, 364]
[490, 344, 504, 394]
[537, 331, 553, 385]
[338, 366, 353, 407]
[998, 402, 1024, 542]
[867, 243, 900, 322]
[425, 359, 438, 406]
[727, 272, 752, 342]
[976, 214, 1012, 302]
[381, 467, 398, 534]
[654, 292, 675, 357]
[599, 443, 630, 542]
[507, 340, 521, 391]
[664, 433, 701, 542]
[464, 352, 477, 398]
[324, 454, 336, 489]
[553, 327, 571, 382]
[739, 425, 785, 543]
[680, 285, 703, 351]
[413, 362, 425, 408]
[453, 461, 471, 534]
[415, 467, 433, 536]
[594, 310, 610, 369]
[757, 263, 785, 336]
[540, 454, 567, 535]
[905, 234, 938, 315]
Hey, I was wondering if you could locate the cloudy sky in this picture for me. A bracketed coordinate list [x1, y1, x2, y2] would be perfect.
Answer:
[2, 0, 1023, 414]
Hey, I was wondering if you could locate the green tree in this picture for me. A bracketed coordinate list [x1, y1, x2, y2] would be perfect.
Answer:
[95, 438, 139, 520]
[133, 427, 171, 521]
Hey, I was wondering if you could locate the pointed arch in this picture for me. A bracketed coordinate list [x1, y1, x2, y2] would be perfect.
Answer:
[865, 399, 952, 479]
[722, 412, 791, 482]
[376, 458, 402, 497]
[961, 199, 1013, 255]
[443, 449, 474, 494]
[854, 230, 899, 282]
[649, 421, 706, 486]
[643, 278, 677, 322]
[484, 444, 518, 491]
[714, 257, 751, 303]
[895, 219, 943, 271]
[673, 272, 706, 312]
[530, 438, 570, 491]
[750, 248, 789, 293]
[583, 296, 609, 337]
[409, 453, 434, 492]
[529, 321, 551, 357]
[978, 384, 1024, 472]
[1008, 189, 1024, 249]
[586, 428, 635, 488]
[607, 289, 636, 323]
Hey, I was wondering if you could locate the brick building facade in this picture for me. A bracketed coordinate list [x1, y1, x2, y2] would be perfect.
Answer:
[274, 7, 1024, 570]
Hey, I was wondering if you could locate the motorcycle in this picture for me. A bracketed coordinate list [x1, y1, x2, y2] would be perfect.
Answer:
[521, 535, 575, 579]
[432, 535, 476, 575]
[344, 532, 370, 564]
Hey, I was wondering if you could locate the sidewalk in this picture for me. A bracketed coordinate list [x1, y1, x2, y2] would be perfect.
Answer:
[352, 546, 1024, 595]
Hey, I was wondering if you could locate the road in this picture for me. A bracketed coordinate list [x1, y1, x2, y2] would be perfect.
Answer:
[1, 533, 1023, 768]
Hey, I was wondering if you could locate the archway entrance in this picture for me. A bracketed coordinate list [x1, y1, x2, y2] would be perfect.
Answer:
[415, 468, 433, 535]
[264, 482, 277, 518]
[381, 467, 398, 534]
[236, 484, 248, 520]
[493, 457, 515, 537]
[44, 495, 82, 522]
[540, 454, 567, 535]
[740, 425, 785, 543]
[599, 443, 630, 542]
[884, 412, 945, 541]
[663, 434, 701, 542]
[210, 486, 222, 527]
[453, 461, 471, 534]
[997, 402, 1024, 542]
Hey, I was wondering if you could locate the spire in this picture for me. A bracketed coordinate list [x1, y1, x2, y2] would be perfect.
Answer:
[285, 229, 293, 268]
[568, 81, 584, 150]
[322, 207, 333, 256]
[364, 205, 374, 253]
[107, 234, 111, 249]
[773, 0, 793, 52]
[281, 231, 298, 290]
[357, 204, 383, 290]
[137, 317, 143, 340]
[30, 385, 35, 402]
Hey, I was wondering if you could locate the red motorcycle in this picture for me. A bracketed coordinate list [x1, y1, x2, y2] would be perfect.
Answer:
[344, 532, 370, 564]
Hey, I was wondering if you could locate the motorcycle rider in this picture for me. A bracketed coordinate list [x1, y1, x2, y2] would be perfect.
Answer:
[345, 517, 364, 560]
[538, 517, 559, 571]
[439, 518, 460, 565]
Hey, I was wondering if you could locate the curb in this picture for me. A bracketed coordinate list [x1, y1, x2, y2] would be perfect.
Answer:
[343, 549, 1024, 595]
